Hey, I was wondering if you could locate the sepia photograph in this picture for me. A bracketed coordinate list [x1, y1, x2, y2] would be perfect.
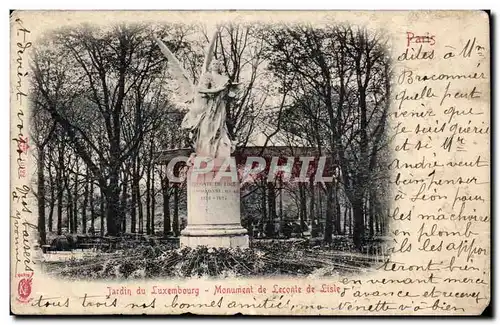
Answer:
[30, 20, 392, 280]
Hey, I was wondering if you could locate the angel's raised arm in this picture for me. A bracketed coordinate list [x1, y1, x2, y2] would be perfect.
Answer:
[201, 27, 221, 73]
[154, 35, 195, 102]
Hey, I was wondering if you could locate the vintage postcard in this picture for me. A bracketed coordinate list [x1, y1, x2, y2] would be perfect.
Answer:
[10, 10, 490, 315]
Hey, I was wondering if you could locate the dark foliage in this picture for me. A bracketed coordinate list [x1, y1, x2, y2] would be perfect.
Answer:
[47, 238, 387, 279]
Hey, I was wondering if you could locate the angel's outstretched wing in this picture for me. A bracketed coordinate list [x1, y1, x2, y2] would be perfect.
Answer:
[154, 35, 195, 103]
[201, 27, 220, 73]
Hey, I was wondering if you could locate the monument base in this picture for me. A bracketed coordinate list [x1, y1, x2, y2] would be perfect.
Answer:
[180, 224, 248, 248]
[180, 224, 249, 248]
[180, 235, 249, 248]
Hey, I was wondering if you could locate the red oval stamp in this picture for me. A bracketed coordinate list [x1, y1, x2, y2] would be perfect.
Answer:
[17, 277, 32, 303]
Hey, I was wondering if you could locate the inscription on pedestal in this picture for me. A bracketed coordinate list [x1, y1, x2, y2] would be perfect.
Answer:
[192, 181, 239, 202]
[181, 166, 249, 248]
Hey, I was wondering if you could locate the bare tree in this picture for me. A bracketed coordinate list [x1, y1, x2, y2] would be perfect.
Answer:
[263, 24, 391, 249]
[30, 91, 56, 245]
[31, 23, 188, 236]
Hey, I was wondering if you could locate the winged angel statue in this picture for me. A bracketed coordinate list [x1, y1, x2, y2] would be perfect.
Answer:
[154, 29, 238, 160]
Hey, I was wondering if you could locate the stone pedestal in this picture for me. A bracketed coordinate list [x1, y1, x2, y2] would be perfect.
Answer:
[180, 159, 249, 248]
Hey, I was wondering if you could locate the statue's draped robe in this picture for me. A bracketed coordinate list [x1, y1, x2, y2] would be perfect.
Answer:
[181, 72, 232, 158]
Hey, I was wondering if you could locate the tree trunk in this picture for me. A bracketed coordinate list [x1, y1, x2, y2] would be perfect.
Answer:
[56, 152, 63, 235]
[37, 148, 46, 245]
[267, 182, 276, 222]
[73, 166, 79, 234]
[120, 172, 129, 233]
[137, 181, 144, 235]
[299, 184, 307, 226]
[90, 179, 95, 233]
[354, 42, 369, 250]
[151, 165, 156, 235]
[352, 197, 365, 251]
[312, 186, 322, 237]
[348, 206, 352, 236]
[146, 162, 151, 235]
[106, 169, 121, 236]
[380, 209, 386, 234]
[309, 178, 315, 225]
[131, 160, 137, 233]
[162, 172, 171, 238]
[106, 80, 125, 237]
[48, 162, 55, 233]
[260, 182, 267, 233]
[368, 191, 375, 237]
[66, 179, 73, 234]
[134, 156, 144, 234]
[323, 184, 334, 243]
[343, 203, 348, 235]
[279, 178, 283, 222]
[100, 192, 105, 236]
[82, 168, 89, 234]
[318, 186, 323, 217]
[172, 184, 179, 236]
[334, 183, 341, 235]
